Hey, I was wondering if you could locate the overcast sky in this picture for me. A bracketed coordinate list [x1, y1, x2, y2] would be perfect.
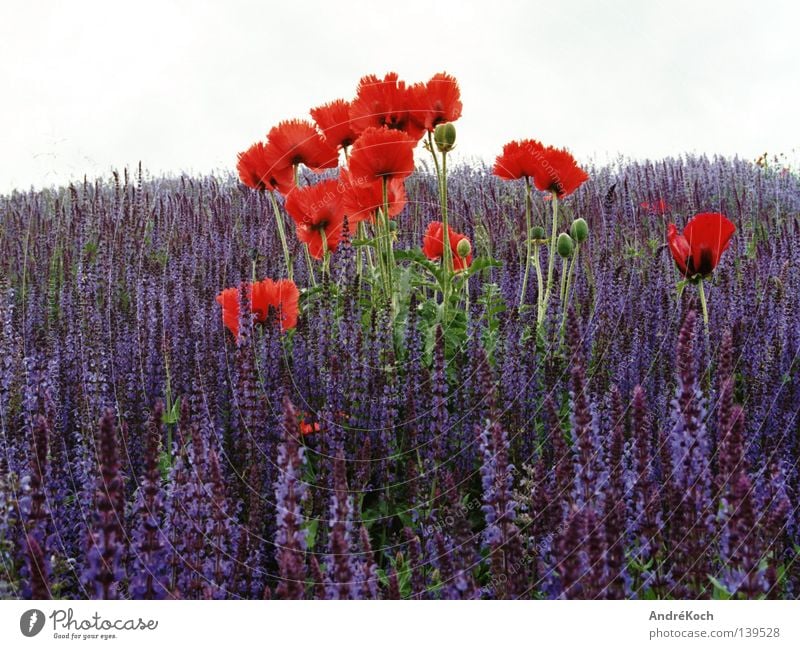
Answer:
[1, 0, 798, 194]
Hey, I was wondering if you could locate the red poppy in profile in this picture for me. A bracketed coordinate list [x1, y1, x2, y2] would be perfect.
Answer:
[422, 221, 473, 271]
[339, 169, 407, 223]
[349, 72, 425, 141]
[409, 72, 463, 132]
[250, 278, 300, 331]
[310, 99, 358, 150]
[348, 127, 416, 184]
[284, 179, 347, 259]
[667, 212, 736, 279]
[493, 140, 589, 197]
[265, 119, 339, 175]
[216, 278, 299, 338]
[236, 142, 295, 193]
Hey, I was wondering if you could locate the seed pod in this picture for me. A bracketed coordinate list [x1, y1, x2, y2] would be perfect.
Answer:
[456, 237, 472, 259]
[557, 232, 574, 258]
[570, 217, 589, 243]
[434, 123, 457, 153]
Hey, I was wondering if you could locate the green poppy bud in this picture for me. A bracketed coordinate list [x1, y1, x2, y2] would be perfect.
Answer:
[557, 232, 574, 258]
[456, 237, 472, 259]
[570, 217, 589, 243]
[434, 122, 457, 153]
[530, 225, 546, 242]
[388, 220, 398, 232]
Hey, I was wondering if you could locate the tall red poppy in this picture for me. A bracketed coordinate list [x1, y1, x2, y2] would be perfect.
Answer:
[493, 140, 589, 197]
[284, 179, 347, 259]
[339, 169, 407, 223]
[310, 99, 358, 150]
[667, 212, 736, 279]
[265, 119, 339, 176]
[236, 141, 295, 193]
[422, 221, 473, 271]
[409, 72, 463, 132]
[349, 72, 425, 141]
[348, 127, 416, 183]
[216, 278, 299, 338]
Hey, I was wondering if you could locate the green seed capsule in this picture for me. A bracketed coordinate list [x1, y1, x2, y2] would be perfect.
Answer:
[570, 217, 589, 243]
[531, 225, 547, 242]
[434, 123, 457, 153]
[456, 237, 472, 259]
[557, 232, 575, 258]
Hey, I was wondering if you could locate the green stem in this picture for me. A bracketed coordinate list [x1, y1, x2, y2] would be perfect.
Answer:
[559, 244, 579, 342]
[698, 278, 710, 337]
[559, 256, 569, 305]
[520, 178, 533, 312]
[382, 178, 395, 307]
[440, 151, 452, 321]
[533, 244, 544, 323]
[268, 192, 293, 280]
[541, 192, 559, 324]
[304, 245, 317, 287]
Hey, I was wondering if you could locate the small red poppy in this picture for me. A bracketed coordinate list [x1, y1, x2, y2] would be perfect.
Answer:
[284, 179, 347, 259]
[422, 221, 473, 271]
[216, 278, 299, 339]
[339, 169, 407, 223]
[236, 142, 295, 193]
[667, 212, 736, 278]
[641, 199, 670, 215]
[349, 72, 425, 141]
[348, 127, 416, 184]
[409, 72, 463, 132]
[310, 99, 358, 150]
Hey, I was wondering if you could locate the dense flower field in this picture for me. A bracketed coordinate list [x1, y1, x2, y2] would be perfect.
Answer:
[2, 73, 800, 600]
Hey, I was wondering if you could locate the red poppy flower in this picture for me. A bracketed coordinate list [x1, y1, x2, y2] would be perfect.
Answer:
[422, 221, 473, 271]
[348, 127, 416, 184]
[265, 119, 339, 175]
[409, 72, 463, 132]
[492, 139, 546, 180]
[641, 199, 670, 215]
[310, 99, 358, 150]
[236, 141, 295, 193]
[299, 415, 321, 436]
[216, 278, 299, 338]
[339, 168, 407, 223]
[493, 140, 589, 197]
[250, 278, 300, 331]
[537, 147, 588, 197]
[667, 212, 736, 278]
[284, 179, 347, 259]
[349, 72, 425, 141]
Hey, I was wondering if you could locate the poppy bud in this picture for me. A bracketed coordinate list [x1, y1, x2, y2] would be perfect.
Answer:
[570, 217, 589, 243]
[389, 220, 398, 232]
[557, 232, 574, 258]
[530, 225, 546, 242]
[456, 237, 472, 259]
[434, 123, 457, 153]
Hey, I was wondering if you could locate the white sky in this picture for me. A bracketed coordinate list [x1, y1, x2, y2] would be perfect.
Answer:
[1, 0, 798, 194]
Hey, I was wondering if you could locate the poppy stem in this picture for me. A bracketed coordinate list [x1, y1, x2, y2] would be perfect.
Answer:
[440, 150, 453, 319]
[559, 256, 568, 305]
[268, 191, 293, 281]
[698, 277, 710, 336]
[304, 245, 317, 287]
[540, 191, 559, 326]
[519, 177, 533, 313]
[533, 243, 544, 323]
[382, 178, 395, 308]
[559, 243, 579, 343]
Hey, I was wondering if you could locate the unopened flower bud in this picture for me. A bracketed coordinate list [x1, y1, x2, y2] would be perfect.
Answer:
[434, 122, 457, 153]
[456, 237, 471, 259]
[389, 220, 398, 232]
[570, 217, 589, 243]
[531, 226, 546, 242]
[557, 232, 574, 258]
